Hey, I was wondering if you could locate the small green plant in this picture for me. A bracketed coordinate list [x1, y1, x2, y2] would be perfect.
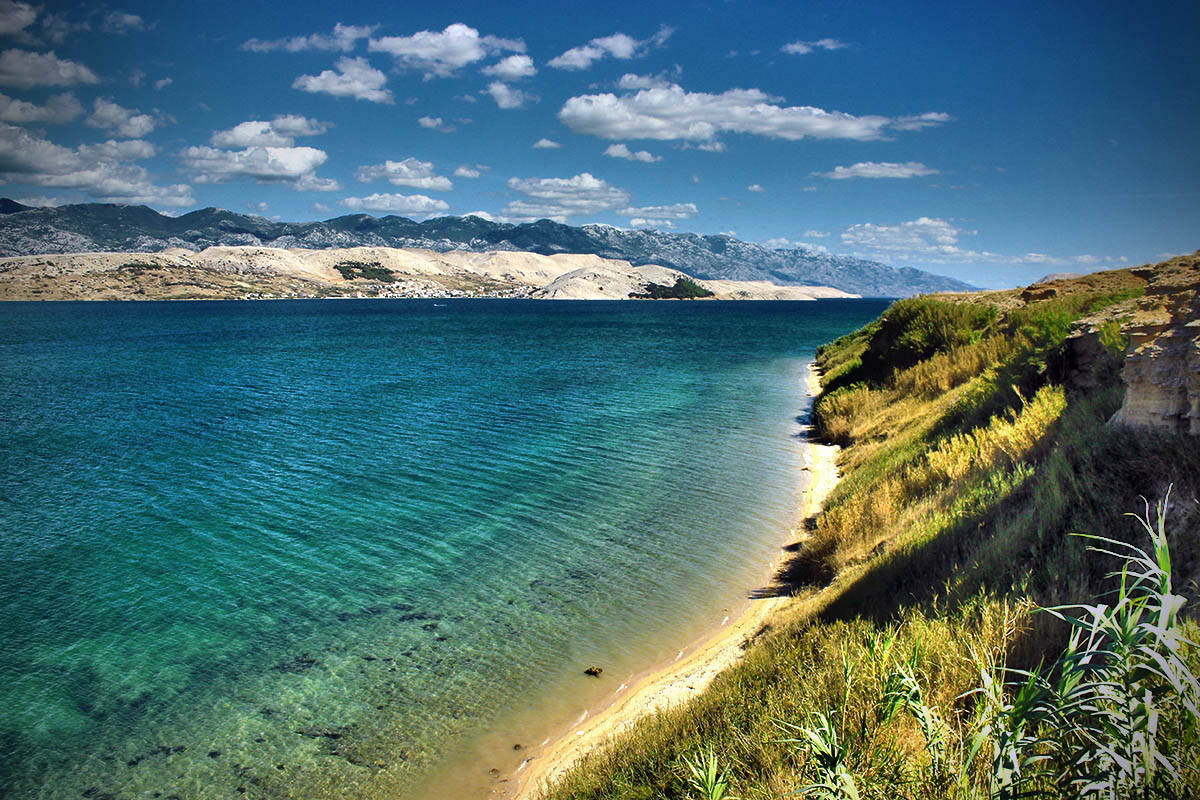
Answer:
[968, 493, 1199, 799]
[882, 660, 951, 779]
[779, 712, 860, 800]
[683, 747, 735, 800]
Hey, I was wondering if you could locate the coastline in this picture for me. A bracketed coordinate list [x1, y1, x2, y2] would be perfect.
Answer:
[511, 361, 840, 800]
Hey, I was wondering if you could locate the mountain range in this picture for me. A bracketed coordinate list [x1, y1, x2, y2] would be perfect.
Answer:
[0, 200, 972, 297]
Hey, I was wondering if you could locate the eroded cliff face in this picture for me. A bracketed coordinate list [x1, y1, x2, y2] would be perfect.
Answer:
[1110, 254, 1200, 435]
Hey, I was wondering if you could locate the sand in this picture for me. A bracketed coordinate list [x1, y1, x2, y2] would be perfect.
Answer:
[511, 362, 840, 799]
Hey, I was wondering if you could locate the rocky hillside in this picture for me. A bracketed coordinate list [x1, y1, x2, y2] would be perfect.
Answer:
[0, 246, 857, 302]
[0, 200, 972, 297]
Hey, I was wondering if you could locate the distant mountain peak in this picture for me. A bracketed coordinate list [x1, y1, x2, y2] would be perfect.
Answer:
[0, 199, 974, 296]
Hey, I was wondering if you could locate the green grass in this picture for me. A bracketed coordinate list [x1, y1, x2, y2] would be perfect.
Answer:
[536, 268, 1199, 800]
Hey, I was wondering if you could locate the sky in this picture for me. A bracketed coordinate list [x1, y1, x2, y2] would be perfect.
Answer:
[0, 0, 1197, 288]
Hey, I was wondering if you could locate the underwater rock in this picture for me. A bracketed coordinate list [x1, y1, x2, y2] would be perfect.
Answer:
[584, 666, 603, 677]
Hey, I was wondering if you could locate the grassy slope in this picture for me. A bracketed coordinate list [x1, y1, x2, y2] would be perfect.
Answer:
[542, 258, 1200, 799]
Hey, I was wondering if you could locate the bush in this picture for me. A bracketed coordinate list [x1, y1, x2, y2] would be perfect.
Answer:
[631, 277, 715, 299]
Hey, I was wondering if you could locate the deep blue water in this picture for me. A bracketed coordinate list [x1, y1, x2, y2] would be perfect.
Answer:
[0, 298, 887, 798]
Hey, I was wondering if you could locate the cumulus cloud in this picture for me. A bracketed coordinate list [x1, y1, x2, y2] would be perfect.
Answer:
[603, 143, 660, 162]
[417, 115, 455, 132]
[616, 70, 680, 90]
[0, 91, 81, 124]
[153, 77, 172, 90]
[454, 164, 486, 178]
[747, 183, 764, 192]
[180, 143, 338, 191]
[86, 98, 159, 139]
[622, 202, 696, 219]
[101, 12, 149, 34]
[840, 216, 1112, 268]
[781, 38, 846, 55]
[548, 25, 672, 70]
[503, 172, 630, 221]
[210, 115, 330, 148]
[39, 12, 89, 45]
[482, 53, 535, 80]
[0, 122, 192, 206]
[532, 138, 561, 149]
[486, 81, 533, 109]
[341, 192, 449, 217]
[817, 160, 938, 179]
[356, 157, 452, 191]
[0, 48, 99, 88]
[293, 56, 392, 103]
[0, 1, 37, 38]
[764, 236, 830, 254]
[559, 83, 948, 143]
[243, 23, 376, 53]
[629, 218, 674, 228]
[804, 229, 829, 238]
[368, 23, 524, 78]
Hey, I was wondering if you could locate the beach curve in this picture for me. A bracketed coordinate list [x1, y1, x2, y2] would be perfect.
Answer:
[511, 361, 840, 799]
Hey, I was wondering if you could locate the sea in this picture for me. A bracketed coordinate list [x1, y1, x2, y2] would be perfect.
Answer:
[0, 298, 888, 799]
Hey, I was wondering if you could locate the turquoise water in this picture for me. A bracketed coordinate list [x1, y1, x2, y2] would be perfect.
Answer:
[0, 298, 886, 799]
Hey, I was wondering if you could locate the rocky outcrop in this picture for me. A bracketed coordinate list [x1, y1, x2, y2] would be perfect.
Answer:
[1110, 253, 1200, 435]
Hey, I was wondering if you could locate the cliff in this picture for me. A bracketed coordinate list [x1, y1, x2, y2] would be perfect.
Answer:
[1109, 254, 1200, 434]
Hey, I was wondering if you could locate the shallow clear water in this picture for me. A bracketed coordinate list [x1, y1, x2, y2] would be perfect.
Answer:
[0, 298, 887, 799]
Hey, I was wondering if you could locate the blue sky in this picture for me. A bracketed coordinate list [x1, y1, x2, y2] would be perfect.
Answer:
[0, 0, 1196, 287]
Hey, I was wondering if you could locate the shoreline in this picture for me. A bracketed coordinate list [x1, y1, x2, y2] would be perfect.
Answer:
[511, 361, 840, 799]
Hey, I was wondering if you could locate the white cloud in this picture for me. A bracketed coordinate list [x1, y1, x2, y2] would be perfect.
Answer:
[559, 83, 948, 143]
[781, 38, 847, 55]
[153, 77, 172, 90]
[368, 23, 524, 78]
[15, 195, 64, 207]
[747, 183, 764, 192]
[486, 81, 533, 109]
[461, 210, 495, 221]
[356, 157, 452, 191]
[0, 122, 192, 206]
[764, 237, 790, 248]
[617, 72, 676, 90]
[503, 172, 630, 221]
[482, 53, 535, 80]
[341, 192, 449, 217]
[817, 160, 938, 179]
[243, 23, 376, 53]
[549, 26, 672, 70]
[86, 98, 159, 139]
[0, 1, 37, 37]
[803, 229, 829, 238]
[101, 12, 148, 34]
[842, 217, 1112, 268]
[532, 137, 560, 149]
[293, 56, 392, 103]
[129, 69, 145, 88]
[0, 49, 99, 88]
[629, 217, 674, 229]
[622, 202, 696, 219]
[0, 91, 81, 124]
[39, 12, 88, 45]
[180, 144, 338, 190]
[210, 115, 330, 148]
[417, 115, 456, 132]
[603, 143, 660, 162]
[454, 164, 486, 178]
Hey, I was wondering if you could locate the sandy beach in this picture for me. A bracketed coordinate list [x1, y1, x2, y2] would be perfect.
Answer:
[511, 362, 840, 799]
